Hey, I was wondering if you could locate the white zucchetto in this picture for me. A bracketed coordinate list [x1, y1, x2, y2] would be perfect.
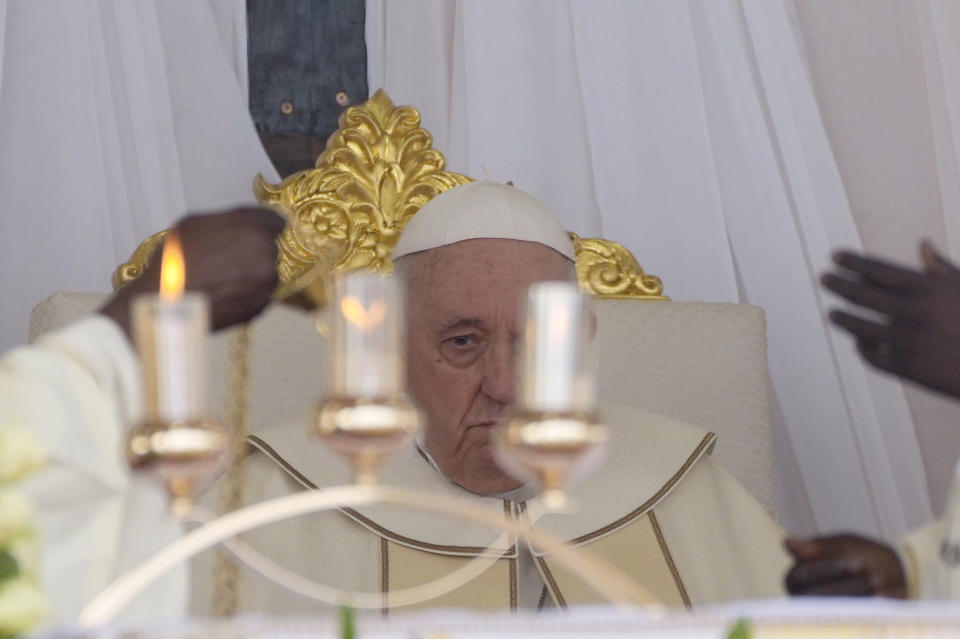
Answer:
[392, 181, 576, 261]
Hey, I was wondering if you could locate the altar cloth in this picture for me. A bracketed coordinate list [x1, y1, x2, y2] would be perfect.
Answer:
[42, 599, 960, 638]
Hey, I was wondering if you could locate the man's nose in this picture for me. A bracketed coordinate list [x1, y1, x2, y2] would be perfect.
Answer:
[480, 339, 516, 405]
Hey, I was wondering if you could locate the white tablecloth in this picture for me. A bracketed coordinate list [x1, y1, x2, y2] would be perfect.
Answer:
[44, 599, 960, 638]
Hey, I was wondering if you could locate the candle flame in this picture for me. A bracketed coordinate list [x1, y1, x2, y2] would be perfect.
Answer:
[159, 232, 185, 300]
[340, 296, 386, 331]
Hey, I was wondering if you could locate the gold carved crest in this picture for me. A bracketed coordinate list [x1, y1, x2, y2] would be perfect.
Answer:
[570, 233, 666, 299]
[113, 90, 666, 302]
[254, 90, 472, 303]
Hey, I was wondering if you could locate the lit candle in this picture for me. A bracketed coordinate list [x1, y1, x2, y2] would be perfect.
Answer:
[317, 272, 417, 484]
[133, 233, 210, 422]
[519, 282, 596, 414]
[328, 273, 402, 399]
[493, 282, 605, 509]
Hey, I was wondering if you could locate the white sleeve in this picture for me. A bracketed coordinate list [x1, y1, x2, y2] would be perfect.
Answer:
[1, 316, 185, 627]
[898, 521, 942, 600]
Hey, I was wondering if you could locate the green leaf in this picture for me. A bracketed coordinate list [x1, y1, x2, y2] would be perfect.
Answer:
[727, 618, 751, 639]
[0, 551, 18, 582]
[339, 604, 356, 639]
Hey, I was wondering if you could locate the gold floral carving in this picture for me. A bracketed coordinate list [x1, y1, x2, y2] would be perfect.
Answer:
[570, 233, 667, 300]
[112, 230, 168, 290]
[112, 90, 666, 301]
[254, 89, 472, 304]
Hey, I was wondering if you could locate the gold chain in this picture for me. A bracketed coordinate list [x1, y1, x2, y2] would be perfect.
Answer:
[211, 324, 252, 616]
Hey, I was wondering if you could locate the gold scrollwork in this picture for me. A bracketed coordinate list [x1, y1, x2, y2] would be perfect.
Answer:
[570, 233, 667, 300]
[112, 90, 666, 302]
[112, 230, 168, 290]
[254, 89, 473, 304]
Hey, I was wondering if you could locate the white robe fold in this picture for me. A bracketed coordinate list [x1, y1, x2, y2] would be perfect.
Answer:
[190, 404, 789, 614]
[3, 317, 789, 624]
[0, 316, 184, 627]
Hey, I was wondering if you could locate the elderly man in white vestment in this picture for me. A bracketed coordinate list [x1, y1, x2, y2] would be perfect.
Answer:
[191, 182, 790, 613]
[4, 184, 789, 624]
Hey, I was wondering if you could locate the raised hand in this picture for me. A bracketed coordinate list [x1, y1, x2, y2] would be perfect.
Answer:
[785, 535, 906, 598]
[101, 207, 285, 336]
[821, 242, 960, 399]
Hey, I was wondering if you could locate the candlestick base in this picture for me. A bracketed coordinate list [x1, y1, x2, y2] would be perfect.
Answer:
[126, 418, 230, 509]
[315, 396, 420, 484]
[493, 411, 607, 510]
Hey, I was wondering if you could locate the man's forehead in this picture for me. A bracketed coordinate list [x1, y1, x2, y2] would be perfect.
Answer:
[405, 239, 572, 283]
[425, 290, 522, 328]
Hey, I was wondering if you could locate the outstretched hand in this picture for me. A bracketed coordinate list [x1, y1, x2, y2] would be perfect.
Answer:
[821, 241, 960, 399]
[784, 535, 906, 598]
[101, 207, 285, 337]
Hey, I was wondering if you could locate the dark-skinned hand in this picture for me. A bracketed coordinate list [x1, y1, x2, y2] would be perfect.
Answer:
[785, 535, 906, 598]
[821, 241, 960, 399]
[100, 207, 285, 338]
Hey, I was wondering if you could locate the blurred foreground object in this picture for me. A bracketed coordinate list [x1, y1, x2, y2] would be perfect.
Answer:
[0, 426, 47, 636]
[125, 232, 228, 517]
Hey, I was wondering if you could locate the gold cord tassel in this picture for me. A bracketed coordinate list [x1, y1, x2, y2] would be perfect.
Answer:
[211, 325, 252, 616]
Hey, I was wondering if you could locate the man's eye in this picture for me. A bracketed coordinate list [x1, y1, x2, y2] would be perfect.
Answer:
[447, 335, 477, 348]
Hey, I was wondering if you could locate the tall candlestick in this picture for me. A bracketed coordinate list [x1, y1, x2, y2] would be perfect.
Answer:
[316, 272, 418, 484]
[494, 282, 606, 509]
[328, 273, 402, 399]
[126, 232, 226, 515]
[519, 282, 596, 413]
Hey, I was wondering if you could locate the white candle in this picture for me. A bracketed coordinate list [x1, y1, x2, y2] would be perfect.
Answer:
[519, 282, 595, 413]
[133, 294, 209, 421]
[132, 233, 210, 422]
[328, 273, 401, 399]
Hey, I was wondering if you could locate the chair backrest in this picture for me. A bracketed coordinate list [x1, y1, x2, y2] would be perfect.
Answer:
[30, 293, 773, 513]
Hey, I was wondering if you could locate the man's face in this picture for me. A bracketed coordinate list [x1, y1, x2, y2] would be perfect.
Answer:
[402, 238, 575, 495]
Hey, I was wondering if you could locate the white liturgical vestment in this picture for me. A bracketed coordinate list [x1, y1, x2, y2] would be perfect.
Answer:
[0, 316, 185, 627]
[4, 315, 793, 624]
[186, 405, 790, 615]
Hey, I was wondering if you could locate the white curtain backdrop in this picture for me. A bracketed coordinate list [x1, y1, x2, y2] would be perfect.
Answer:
[791, 0, 960, 520]
[1, 0, 958, 540]
[367, 0, 943, 538]
[0, 0, 276, 353]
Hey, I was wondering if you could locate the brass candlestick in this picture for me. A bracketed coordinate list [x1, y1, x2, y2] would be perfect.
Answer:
[494, 282, 608, 509]
[126, 233, 228, 515]
[314, 273, 419, 483]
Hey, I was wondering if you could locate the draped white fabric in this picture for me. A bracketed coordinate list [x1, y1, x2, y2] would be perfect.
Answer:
[367, 0, 937, 538]
[0, 0, 956, 541]
[0, 0, 276, 352]
[792, 0, 960, 519]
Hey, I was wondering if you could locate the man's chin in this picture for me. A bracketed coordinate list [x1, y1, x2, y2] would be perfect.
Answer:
[456, 474, 525, 497]
[434, 438, 524, 495]
[455, 454, 525, 496]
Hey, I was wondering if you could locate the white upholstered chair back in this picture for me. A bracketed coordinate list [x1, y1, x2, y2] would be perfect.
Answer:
[30, 292, 774, 514]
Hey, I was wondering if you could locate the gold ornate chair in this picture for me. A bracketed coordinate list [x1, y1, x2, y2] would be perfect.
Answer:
[29, 91, 773, 515]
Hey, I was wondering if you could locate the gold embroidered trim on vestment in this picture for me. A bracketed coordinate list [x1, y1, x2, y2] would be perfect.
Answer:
[247, 435, 503, 556]
[537, 585, 549, 609]
[533, 554, 567, 609]
[249, 431, 716, 557]
[648, 511, 691, 609]
[518, 502, 567, 609]
[379, 537, 389, 617]
[504, 501, 518, 610]
[568, 432, 717, 547]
